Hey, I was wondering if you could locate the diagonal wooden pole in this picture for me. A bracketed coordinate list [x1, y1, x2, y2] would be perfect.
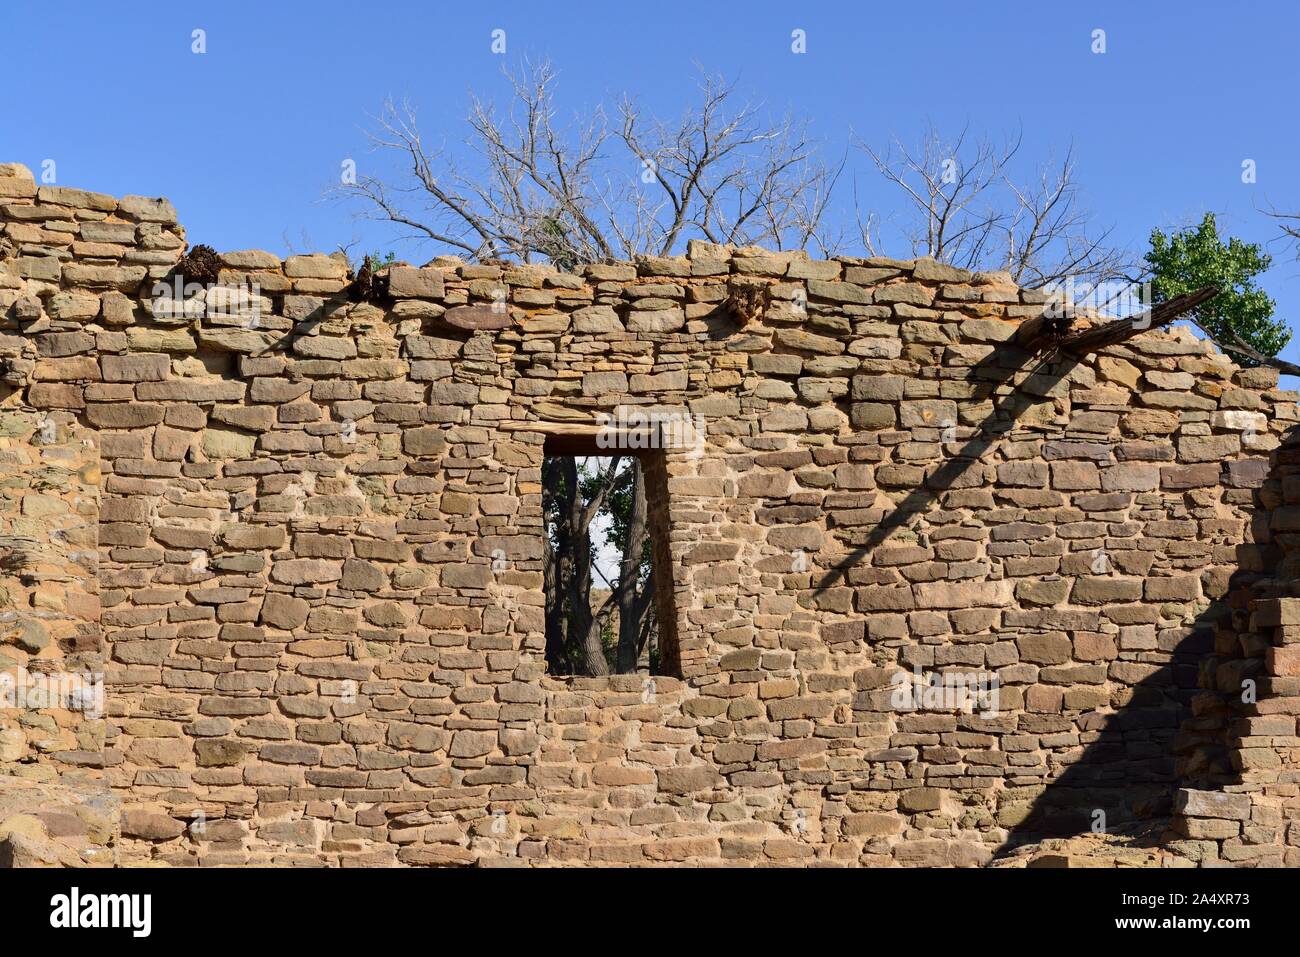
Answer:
[1017, 285, 1221, 356]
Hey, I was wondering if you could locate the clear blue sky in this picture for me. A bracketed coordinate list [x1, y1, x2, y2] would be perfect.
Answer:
[4, 0, 1300, 372]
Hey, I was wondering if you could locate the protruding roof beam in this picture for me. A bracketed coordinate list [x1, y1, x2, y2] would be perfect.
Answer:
[1017, 285, 1220, 356]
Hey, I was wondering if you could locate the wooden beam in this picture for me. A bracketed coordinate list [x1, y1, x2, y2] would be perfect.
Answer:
[497, 419, 666, 456]
[498, 420, 601, 435]
[1015, 309, 1076, 353]
[1057, 286, 1220, 355]
[725, 283, 766, 326]
[1018, 285, 1220, 356]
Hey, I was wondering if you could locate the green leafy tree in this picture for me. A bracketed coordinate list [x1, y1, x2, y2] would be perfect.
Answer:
[1145, 213, 1291, 367]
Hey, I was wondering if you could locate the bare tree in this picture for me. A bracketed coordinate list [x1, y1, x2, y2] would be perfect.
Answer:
[857, 123, 1134, 288]
[1263, 202, 1300, 263]
[337, 60, 843, 268]
[613, 73, 846, 257]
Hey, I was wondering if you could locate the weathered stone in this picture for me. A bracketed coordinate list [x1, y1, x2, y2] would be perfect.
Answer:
[1071, 577, 1144, 604]
[387, 266, 445, 299]
[1178, 434, 1240, 463]
[119, 194, 178, 222]
[775, 328, 843, 355]
[101, 353, 170, 382]
[1100, 463, 1159, 492]
[657, 766, 720, 794]
[626, 308, 685, 333]
[195, 739, 248, 767]
[261, 593, 310, 630]
[449, 730, 496, 758]
[582, 371, 629, 395]
[572, 305, 623, 333]
[913, 580, 1013, 608]
[85, 403, 164, 427]
[442, 304, 512, 330]
[202, 429, 256, 459]
[121, 810, 185, 841]
[5, 620, 49, 654]
[285, 254, 347, 279]
[270, 560, 342, 585]
[1174, 790, 1251, 821]
[403, 426, 446, 456]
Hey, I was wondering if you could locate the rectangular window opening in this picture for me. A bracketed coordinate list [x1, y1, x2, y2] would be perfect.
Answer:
[541, 435, 679, 678]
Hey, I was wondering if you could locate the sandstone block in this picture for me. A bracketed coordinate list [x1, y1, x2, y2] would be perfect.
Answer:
[1175, 790, 1253, 821]
[1071, 577, 1143, 604]
[656, 766, 720, 794]
[387, 266, 445, 298]
[271, 560, 342, 585]
[913, 580, 1012, 609]
[202, 429, 256, 459]
[122, 810, 185, 841]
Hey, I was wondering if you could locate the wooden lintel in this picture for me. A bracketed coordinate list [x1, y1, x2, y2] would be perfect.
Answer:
[498, 419, 662, 455]
[498, 420, 601, 435]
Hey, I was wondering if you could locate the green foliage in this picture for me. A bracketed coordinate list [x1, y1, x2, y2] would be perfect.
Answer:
[364, 250, 398, 270]
[1145, 213, 1290, 364]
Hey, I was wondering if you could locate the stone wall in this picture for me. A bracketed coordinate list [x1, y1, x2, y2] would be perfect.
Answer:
[1, 159, 1297, 866]
[1169, 425, 1300, 867]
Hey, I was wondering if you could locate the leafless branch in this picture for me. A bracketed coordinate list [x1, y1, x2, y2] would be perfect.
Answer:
[1261, 200, 1300, 263]
[856, 123, 1135, 288]
[1190, 314, 1300, 377]
[336, 61, 841, 267]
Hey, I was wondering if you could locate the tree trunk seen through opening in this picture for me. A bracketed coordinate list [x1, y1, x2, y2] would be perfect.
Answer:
[542, 454, 657, 677]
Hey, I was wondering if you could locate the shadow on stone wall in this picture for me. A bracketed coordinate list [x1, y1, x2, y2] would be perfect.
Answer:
[813, 329, 1287, 862]
[993, 425, 1291, 860]
[992, 598, 1227, 856]
[819, 340, 1077, 593]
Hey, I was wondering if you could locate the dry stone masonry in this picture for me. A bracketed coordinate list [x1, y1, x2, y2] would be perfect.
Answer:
[0, 159, 1298, 867]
